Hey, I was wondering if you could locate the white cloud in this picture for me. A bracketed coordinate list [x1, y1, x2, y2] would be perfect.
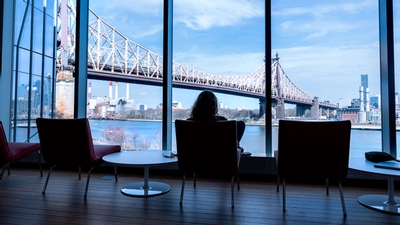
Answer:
[273, 0, 375, 17]
[99, 0, 164, 16]
[174, 0, 264, 30]
[304, 22, 357, 40]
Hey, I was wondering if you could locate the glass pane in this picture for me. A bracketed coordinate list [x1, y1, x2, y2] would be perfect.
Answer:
[87, 80, 163, 150]
[17, 48, 30, 73]
[14, 72, 30, 141]
[31, 74, 42, 119]
[33, 8, 44, 53]
[272, 0, 380, 157]
[45, 14, 55, 56]
[45, 0, 56, 17]
[15, 1, 32, 49]
[43, 56, 54, 117]
[87, 1, 163, 150]
[173, 1, 266, 154]
[32, 52, 42, 75]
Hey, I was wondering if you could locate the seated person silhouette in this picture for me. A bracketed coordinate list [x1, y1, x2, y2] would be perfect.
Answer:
[188, 90, 246, 153]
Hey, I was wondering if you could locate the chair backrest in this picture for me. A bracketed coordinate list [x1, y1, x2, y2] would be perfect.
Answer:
[277, 120, 351, 180]
[0, 121, 10, 163]
[36, 118, 96, 167]
[175, 120, 238, 175]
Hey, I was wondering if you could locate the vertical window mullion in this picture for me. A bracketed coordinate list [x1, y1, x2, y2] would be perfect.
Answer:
[162, 0, 173, 151]
[379, 0, 396, 156]
[265, 0, 272, 156]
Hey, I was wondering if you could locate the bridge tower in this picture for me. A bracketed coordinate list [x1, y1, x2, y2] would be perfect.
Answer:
[55, 0, 74, 118]
[275, 100, 285, 119]
[273, 53, 285, 119]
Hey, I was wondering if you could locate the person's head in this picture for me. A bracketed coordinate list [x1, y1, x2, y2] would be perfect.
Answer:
[190, 90, 219, 120]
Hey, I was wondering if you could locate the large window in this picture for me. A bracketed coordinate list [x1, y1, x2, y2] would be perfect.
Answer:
[272, 0, 380, 157]
[12, 0, 56, 142]
[172, 1, 266, 154]
[86, 1, 163, 150]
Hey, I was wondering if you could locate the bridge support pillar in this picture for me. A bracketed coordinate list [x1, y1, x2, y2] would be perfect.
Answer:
[311, 96, 320, 120]
[56, 70, 74, 119]
[296, 105, 310, 117]
[325, 109, 330, 119]
[276, 99, 285, 119]
[259, 99, 266, 119]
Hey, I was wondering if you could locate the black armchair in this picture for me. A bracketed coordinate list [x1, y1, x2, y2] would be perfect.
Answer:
[175, 120, 240, 208]
[276, 120, 351, 217]
[36, 118, 121, 198]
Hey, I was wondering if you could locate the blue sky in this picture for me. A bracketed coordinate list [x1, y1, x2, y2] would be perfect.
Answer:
[88, 0, 400, 110]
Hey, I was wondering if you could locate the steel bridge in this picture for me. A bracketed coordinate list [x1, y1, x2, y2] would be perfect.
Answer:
[57, 1, 337, 118]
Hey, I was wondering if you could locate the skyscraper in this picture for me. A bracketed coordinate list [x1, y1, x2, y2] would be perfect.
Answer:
[361, 74, 368, 88]
[359, 74, 370, 122]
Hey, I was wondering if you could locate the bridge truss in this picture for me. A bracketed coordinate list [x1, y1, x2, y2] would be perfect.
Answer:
[57, 1, 336, 108]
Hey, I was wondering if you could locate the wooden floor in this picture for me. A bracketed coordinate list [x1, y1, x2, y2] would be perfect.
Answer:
[1, 165, 400, 225]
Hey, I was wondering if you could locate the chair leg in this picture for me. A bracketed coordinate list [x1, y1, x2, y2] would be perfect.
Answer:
[42, 165, 55, 194]
[114, 165, 118, 182]
[0, 163, 10, 180]
[282, 178, 286, 212]
[326, 179, 329, 195]
[37, 150, 43, 177]
[276, 175, 280, 192]
[236, 172, 240, 190]
[193, 172, 196, 188]
[79, 167, 81, 179]
[338, 180, 347, 217]
[231, 175, 235, 208]
[84, 167, 94, 199]
[180, 173, 186, 206]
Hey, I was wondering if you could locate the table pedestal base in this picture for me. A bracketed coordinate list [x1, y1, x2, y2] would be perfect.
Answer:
[358, 194, 400, 215]
[121, 181, 171, 197]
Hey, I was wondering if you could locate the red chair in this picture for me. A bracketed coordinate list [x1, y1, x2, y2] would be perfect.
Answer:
[175, 120, 240, 208]
[36, 118, 121, 198]
[0, 121, 42, 179]
[276, 120, 351, 217]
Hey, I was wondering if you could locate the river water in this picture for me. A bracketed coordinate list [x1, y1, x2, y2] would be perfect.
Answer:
[87, 119, 393, 157]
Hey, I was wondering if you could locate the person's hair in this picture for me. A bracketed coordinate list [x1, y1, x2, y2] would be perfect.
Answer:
[190, 90, 219, 120]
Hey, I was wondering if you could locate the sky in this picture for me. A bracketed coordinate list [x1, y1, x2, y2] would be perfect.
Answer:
[87, 0, 400, 110]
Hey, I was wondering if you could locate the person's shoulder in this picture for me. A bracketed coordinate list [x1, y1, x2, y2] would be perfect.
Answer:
[216, 116, 227, 121]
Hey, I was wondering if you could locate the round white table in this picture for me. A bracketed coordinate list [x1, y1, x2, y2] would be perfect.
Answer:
[103, 150, 177, 197]
[349, 157, 400, 214]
